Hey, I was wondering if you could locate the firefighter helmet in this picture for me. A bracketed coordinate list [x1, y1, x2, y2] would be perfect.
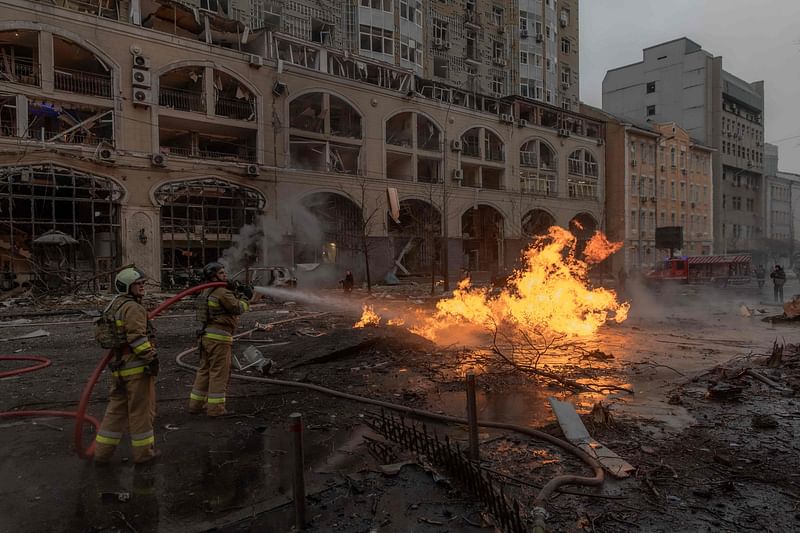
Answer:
[115, 267, 147, 294]
[203, 262, 225, 281]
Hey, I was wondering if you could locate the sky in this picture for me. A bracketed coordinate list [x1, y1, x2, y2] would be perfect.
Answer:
[580, 0, 800, 173]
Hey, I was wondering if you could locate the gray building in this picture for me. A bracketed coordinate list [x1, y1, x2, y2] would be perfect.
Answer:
[602, 38, 765, 255]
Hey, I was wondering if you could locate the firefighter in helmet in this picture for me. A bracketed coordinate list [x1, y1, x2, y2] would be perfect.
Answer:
[189, 262, 254, 416]
[94, 267, 159, 464]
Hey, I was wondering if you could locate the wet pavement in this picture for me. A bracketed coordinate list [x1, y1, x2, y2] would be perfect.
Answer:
[2, 280, 800, 532]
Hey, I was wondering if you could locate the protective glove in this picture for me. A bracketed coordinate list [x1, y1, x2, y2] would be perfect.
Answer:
[144, 357, 160, 377]
[241, 285, 254, 300]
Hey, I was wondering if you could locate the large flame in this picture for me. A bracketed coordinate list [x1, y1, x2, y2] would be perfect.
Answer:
[410, 227, 628, 343]
[354, 304, 381, 328]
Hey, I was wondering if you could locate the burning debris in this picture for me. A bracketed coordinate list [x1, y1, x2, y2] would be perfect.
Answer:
[354, 304, 380, 328]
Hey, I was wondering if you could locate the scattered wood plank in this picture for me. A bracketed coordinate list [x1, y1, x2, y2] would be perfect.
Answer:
[548, 397, 635, 479]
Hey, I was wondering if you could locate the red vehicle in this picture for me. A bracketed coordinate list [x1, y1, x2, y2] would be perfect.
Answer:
[646, 255, 752, 287]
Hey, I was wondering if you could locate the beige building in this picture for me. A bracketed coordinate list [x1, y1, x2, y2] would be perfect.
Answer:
[0, 0, 601, 289]
[583, 106, 713, 272]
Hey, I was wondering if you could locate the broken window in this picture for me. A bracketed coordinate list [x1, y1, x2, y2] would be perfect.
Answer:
[27, 99, 113, 146]
[289, 92, 363, 174]
[159, 118, 257, 162]
[53, 36, 111, 98]
[0, 95, 17, 137]
[519, 139, 557, 195]
[522, 209, 555, 238]
[462, 205, 504, 272]
[567, 149, 600, 199]
[385, 112, 442, 183]
[213, 71, 256, 121]
[460, 127, 505, 189]
[0, 164, 122, 290]
[155, 178, 265, 284]
[0, 30, 40, 87]
[387, 199, 441, 276]
[433, 57, 448, 79]
[293, 192, 362, 264]
[159, 67, 206, 113]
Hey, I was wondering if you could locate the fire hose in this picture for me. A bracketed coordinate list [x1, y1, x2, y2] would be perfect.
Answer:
[175, 328, 605, 529]
[0, 282, 226, 460]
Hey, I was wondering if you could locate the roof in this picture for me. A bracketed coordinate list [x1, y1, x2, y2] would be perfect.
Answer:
[687, 255, 750, 265]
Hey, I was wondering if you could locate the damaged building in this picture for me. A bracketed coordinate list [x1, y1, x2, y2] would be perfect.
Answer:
[0, 0, 603, 287]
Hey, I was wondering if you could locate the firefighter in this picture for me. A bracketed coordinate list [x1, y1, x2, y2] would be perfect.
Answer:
[94, 267, 159, 465]
[189, 262, 253, 416]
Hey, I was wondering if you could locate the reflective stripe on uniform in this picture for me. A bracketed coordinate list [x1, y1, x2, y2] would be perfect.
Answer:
[207, 393, 226, 405]
[190, 390, 207, 401]
[203, 327, 232, 343]
[239, 300, 249, 313]
[130, 336, 152, 354]
[131, 430, 155, 447]
[111, 359, 148, 377]
[96, 430, 122, 445]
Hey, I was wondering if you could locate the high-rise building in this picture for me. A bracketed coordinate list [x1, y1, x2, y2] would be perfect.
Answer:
[215, 0, 580, 108]
[602, 38, 765, 255]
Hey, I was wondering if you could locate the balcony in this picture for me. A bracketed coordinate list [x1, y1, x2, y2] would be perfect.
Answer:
[521, 172, 556, 196]
[26, 128, 113, 146]
[568, 180, 598, 199]
[161, 145, 256, 163]
[215, 97, 255, 121]
[0, 58, 40, 87]
[54, 67, 112, 98]
[160, 87, 206, 113]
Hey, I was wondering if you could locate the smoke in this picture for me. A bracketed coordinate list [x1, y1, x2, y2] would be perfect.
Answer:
[220, 222, 264, 274]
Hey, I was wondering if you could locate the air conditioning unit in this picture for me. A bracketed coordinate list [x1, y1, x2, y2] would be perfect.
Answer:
[518, 119, 529, 128]
[560, 15, 568, 27]
[132, 54, 150, 69]
[97, 147, 116, 162]
[132, 88, 152, 107]
[151, 153, 167, 167]
[249, 54, 263, 68]
[246, 164, 260, 177]
[452, 169, 464, 181]
[596, 138, 605, 146]
[558, 128, 570, 138]
[451, 139, 463, 152]
[631, 159, 637, 167]
[535, 34, 543, 43]
[132, 69, 151, 88]
[500, 114, 514, 124]
[520, 29, 529, 39]
[561, 82, 569, 90]
[434, 37, 444, 48]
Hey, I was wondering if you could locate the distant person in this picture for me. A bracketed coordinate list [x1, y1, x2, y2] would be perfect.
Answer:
[617, 267, 628, 294]
[341, 270, 354, 296]
[755, 265, 766, 289]
[770, 265, 786, 303]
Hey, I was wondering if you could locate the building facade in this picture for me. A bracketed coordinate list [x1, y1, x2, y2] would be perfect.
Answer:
[185, 0, 580, 109]
[602, 38, 764, 255]
[0, 0, 602, 288]
[583, 105, 712, 272]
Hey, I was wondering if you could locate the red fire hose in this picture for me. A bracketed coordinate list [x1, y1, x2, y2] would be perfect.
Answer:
[0, 282, 225, 460]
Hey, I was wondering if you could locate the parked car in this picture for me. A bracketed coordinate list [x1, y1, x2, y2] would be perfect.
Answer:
[232, 266, 297, 288]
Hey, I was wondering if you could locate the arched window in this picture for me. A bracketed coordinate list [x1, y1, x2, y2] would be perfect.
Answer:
[519, 138, 557, 195]
[289, 92, 363, 174]
[0, 164, 123, 288]
[567, 149, 599, 199]
[458, 127, 505, 190]
[155, 178, 265, 283]
[385, 112, 442, 183]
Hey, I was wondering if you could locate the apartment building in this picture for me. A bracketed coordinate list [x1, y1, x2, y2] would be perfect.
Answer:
[583, 105, 712, 272]
[204, 0, 580, 109]
[0, 0, 602, 287]
[602, 38, 764, 255]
